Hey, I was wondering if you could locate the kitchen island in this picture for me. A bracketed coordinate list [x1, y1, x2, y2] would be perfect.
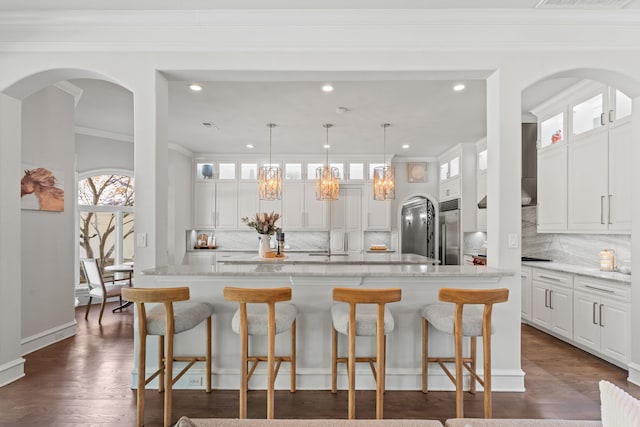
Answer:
[134, 254, 521, 393]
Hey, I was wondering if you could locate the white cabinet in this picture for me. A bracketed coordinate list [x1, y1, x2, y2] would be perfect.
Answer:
[330, 186, 363, 253]
[193, 181, 216, 228]
[573, 276, 630, 366]
[282, 181, 327, 230]
[530, 268, 573, 340]
[238, 182, 259, 221]
[533, 81, 632, 234]
[439, 177, 461, 202]
[476, 139, 487, 232]
[364, 185, 391, 230]
[521, 266, 532, 322]
[537, 145, 568, 232]
[214, 181, 238, 229]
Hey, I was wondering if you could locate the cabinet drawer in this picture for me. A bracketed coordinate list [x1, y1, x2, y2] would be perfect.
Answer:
[532, 268, 572, 288]
[574, 275, 630, 300]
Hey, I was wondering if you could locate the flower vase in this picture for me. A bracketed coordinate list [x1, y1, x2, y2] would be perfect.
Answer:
[258, 234, 271, 257]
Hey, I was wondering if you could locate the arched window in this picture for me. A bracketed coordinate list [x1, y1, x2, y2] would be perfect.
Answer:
[78, 173, 134, 274]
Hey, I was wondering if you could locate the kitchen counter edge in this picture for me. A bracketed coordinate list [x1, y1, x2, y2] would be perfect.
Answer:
[522, 261, 631, 284]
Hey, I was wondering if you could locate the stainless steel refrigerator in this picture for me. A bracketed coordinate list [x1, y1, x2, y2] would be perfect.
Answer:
[400, 196, 436, 259]
[439, 199, 460, 265]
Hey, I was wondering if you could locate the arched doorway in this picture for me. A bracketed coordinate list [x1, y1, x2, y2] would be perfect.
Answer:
[399, 195, 436, 259]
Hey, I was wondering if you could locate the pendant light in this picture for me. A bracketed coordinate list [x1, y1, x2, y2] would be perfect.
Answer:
[258, 123, 282, 200]
[373, 123, 395, 200]
[315, 124, 340, 200]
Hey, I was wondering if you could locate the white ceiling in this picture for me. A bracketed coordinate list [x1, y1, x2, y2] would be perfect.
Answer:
[64, 0, 631, 158]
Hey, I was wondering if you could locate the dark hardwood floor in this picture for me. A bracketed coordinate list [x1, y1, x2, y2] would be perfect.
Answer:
[1, 303, 638, 426]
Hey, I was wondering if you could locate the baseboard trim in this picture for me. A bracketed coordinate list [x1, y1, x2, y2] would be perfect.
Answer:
[20, 320, 77, 356]
[0, 357, 26, 388]
[628, 362, 640, 386]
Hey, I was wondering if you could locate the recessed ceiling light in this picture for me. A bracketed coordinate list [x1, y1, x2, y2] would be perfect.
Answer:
[189, 83, 203, 92]
[323, 144, 331, 149]
[453, 84, 466, 92]
[246, 144, 254, 149]
[322, 84, 334, 92]
[402, 144, 410, 149]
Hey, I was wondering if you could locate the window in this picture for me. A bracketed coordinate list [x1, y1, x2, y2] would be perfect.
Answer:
[449, 157, 460, 178]
[240, 163, 258, 180]
[218, 163, 236, 179]
[78, 174, 134, 282]
[307, 163, 323, 180]
[285, 163, 302, 180]
[349, 163, 364, 180]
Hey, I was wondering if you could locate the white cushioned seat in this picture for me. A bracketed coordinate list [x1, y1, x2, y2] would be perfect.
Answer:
[231, 303, 297, 336]
[146, 299, 214, 335]
[422, 303, 494, 337]
[89, 281, 131, 298]
[331, 303, 395, 336]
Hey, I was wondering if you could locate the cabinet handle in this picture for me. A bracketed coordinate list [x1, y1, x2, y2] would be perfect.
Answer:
[600, 196, 605, 225]
[539, 275, 562, 282]
[600, 112, 606, 126]
[599, 304, 604, 327]
[609, 109, 615, 123]
[608, 195, 612, 225]
[344, 232, 348, 252]
[584, 284, 615, 294]
[544, 289, 549, 308]
[549, 289, 553, 310]
[592, 302, 598, 325]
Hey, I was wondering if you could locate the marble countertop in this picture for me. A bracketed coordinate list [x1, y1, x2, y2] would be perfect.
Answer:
[522, 261, 631, 284]
[142, 263, 510, 278]
[215, 252, 438, 265]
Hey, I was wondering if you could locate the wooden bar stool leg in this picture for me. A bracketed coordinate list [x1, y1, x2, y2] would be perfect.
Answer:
[376, 305, 385, 420]
[454, 305, 464, 419]
[136, 322, 146, 427]
[239, 304, 248, 419]
[422, 317, 428, 393]
[347, 303, 356, 420]
[484, 325, 493, 418]
[267, 303, 276, 419]
[206, 316, 212, 393]
[290, 319, 296, 393]
[331, 325, 338, 393]
[382, 335, 387, 395]
[470, 336, 477, 394]
[164, 320, 174, 427]
[158, 336, 165, 393]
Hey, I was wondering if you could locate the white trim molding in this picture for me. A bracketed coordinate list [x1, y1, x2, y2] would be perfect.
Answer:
[0, 357, 26, 388]
[20, 321, 77, 356]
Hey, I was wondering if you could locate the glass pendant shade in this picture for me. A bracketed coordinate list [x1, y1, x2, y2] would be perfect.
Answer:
[258, 123, 282, 200]
[373, 123, 395, 200]
[315, 165, 340, 200]
[258, 165, 282, 200]
[315, 123, 340, 200]
[373, 165, 395, 200]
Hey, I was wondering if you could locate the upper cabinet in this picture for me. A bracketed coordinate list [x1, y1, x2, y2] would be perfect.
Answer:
[475, 138, 487, 232]
[438, 143, 477, 235]
[531, 81, 632, 234]
[439, 149, 461, 202]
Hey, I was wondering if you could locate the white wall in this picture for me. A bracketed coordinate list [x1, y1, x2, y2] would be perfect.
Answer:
[391, 158, 439, 229]
[75, 133, 133, 174]
[20, 86, 77, 351]
[168, 148, 193, 264]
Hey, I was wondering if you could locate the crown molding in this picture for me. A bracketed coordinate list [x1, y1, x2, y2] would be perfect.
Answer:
[169, 143, 193, 157]
[2, 9, 640, 52]
[75, 126, 133, 143]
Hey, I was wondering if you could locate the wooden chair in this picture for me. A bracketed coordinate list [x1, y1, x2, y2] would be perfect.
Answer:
[80, 258, 130, 324]
[223, 287, 297, 419]
[421, 287, 509, 418]
[122, 287, 213, 427]
[331, 287, 402, 419]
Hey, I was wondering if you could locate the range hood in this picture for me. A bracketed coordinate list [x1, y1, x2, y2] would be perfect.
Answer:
[478, 123, 537, 209]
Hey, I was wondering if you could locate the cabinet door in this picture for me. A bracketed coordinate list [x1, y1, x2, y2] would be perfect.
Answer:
[282, 182, 304, 229]
[330, 230, 345, 253]
[549, 285, 573, 340]
[537, 146, 568, 232]
[521, 268, 532, 322]
[531, 282, 551, 329]
[304, 182, 328, 229]
[608, 121, 632, 232]
[193, 181, 215, 228]
[365, 186, 391, 230]
[476, 171, 487, 232]
[238, 182, 259, 221]
[567, 130, 608, 232]
[215, 181, 238, 229]
[600, 297, 630, 364]
[573, 290, 600, 352]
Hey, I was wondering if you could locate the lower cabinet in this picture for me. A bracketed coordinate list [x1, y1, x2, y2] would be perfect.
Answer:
[530, 268, 573, 340]
[573, 276, 630, 366]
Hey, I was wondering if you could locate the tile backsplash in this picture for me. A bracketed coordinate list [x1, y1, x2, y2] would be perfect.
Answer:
[521, 206, 631, 268]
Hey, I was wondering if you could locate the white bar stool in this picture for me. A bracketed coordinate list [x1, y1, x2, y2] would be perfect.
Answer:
[223, 286, 297, 419]
[331, 287, 402, 419]
[422, 287, 509, 418]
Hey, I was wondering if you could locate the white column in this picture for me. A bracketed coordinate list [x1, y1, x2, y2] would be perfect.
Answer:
[0, 93, 25, 386]
[628, 96, 640, 386]
[133, 71, 169, 272]
[486, 69, 524, 384]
